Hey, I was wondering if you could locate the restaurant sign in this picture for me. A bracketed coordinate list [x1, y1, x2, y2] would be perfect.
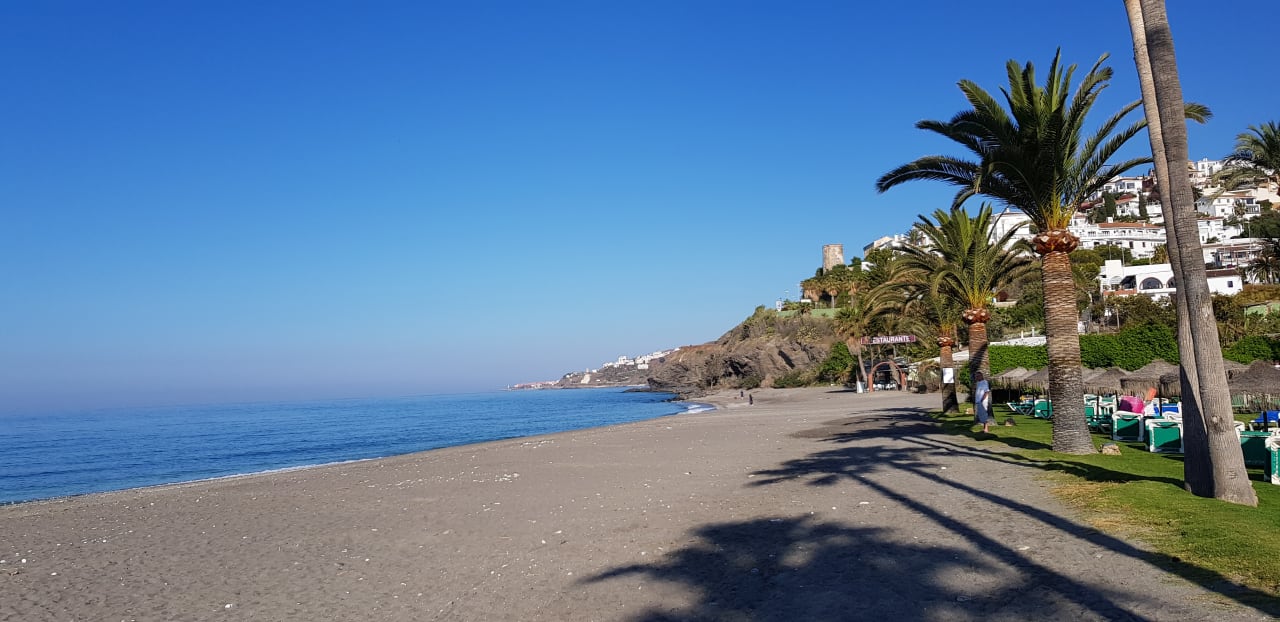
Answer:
[861, 335, 918, 345]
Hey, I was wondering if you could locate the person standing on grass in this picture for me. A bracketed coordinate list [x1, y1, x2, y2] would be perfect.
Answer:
[974, 371, 992, 433]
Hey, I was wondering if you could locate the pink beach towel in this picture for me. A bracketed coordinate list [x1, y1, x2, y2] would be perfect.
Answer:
[1119, 395, 1145, 414]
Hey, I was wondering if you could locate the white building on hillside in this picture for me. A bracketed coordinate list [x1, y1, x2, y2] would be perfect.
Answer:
[863, 234, 910, 255]
[1191, 158, 1224, 185]
[1070, 220, 1166, 259]
[1099, 259, 1245, 300]
[1205, 239, 1266, 268]
[991, 208, 1033, 244]
[1098, 176, 1146, 197]
[1113, 194, 1146, 218]
[1196, 217, 1242, 243]
[1196, 190, 1261, 218]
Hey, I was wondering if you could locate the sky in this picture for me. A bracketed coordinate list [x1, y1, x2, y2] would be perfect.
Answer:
[3, 1, 1276, 413]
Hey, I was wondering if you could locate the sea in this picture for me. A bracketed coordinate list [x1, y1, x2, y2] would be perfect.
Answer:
[0, 387, 710, 505]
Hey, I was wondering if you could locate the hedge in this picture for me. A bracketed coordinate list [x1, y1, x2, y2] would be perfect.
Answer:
[988, 322, 1180, 374]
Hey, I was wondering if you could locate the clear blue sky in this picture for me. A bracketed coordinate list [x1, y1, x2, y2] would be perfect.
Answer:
[2, 1, 1274, 413]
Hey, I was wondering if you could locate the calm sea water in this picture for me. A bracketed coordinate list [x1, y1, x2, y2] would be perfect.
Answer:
[0, 388, 705, 505]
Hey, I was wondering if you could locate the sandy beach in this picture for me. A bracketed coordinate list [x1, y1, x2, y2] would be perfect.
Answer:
[1, 387, 1273, 621]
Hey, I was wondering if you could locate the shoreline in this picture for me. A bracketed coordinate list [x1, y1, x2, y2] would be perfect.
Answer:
[2, 387, 1263, 621]
[2, 391, 711, 506]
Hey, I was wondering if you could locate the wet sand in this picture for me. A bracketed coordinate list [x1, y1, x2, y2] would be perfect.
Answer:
[1, 387, 1273, 621]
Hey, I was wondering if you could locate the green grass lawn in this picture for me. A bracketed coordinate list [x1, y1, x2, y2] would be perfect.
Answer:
[934, 405, 1280, 601]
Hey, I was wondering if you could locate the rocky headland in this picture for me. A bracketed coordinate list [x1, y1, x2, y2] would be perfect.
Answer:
[543, 309, 841, 399]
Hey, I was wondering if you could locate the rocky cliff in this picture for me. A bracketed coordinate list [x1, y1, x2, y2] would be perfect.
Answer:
[645, 310, 839, 398]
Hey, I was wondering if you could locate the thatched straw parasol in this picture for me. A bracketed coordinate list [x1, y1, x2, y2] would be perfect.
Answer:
[1158, 371, 1182, 397]
[1227, 360, 1280, 396]
[1120, 360, 1179, 394]
[1083, 367, 1129, 395]
[993, 367, 1031, 387]
[1223, 359, 1249, 378]
[1158, 360, 1257, 398]
[1021, 367, 1050, 390]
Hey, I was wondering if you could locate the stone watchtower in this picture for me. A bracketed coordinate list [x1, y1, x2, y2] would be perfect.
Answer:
[822, 244, 844, 272]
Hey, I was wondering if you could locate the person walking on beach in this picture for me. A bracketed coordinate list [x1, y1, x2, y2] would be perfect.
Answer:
[974, 371, 992, 434]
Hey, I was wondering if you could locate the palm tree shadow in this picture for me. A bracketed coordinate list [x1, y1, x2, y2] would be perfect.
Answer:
[903, 434, 1186, 487]
[746, 409, 1280, 615]
[807, 410, 1183, 488]
[580, 515, 1142, 621]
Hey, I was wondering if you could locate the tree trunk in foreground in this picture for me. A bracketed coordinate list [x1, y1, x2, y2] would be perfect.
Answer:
[1040, 242, 1094, 454]
[1122, 0, 1210, 495]
[1138, 0, 1257, 504]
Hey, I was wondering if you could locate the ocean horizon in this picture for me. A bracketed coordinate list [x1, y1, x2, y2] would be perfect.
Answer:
[0, 387, 709, 505]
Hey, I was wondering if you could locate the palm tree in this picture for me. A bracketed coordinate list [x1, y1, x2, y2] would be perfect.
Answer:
[1126, 0, 1256, 506]
[901, 262, 964, 412]
[876, 51, 1150, 454]
[1214, 121, 1280, 191]
[1247, 239, 1280, 284]
[902, 204, 1032, 381]
[1150, 243, 1169, 264]
[836, 257, 907, 391]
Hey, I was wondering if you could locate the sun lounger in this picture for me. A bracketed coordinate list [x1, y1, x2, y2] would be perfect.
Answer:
[1032, 399, 1053, 419]
[1112, 413, 1144, 442]
[1253, 410, 1280, 427]
[1146, 419, 1183, 453]
[1266, 436, 1280, 486]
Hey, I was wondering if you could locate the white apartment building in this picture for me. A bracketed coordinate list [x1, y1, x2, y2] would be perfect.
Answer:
[863, 234, 911, 255]
[1196, 190, 1260, 218]
[1070, 220, 1166, 259]
[1099, 259, 1245, 301]
[1112, 194, 1144, 218]
[1190, 158, 1224, 185]
[991, 208, 1033, 243]
[1204, 239, 1266, 268]
[1099, 176, 1146, 197]
[1196, 217, 1243, 243]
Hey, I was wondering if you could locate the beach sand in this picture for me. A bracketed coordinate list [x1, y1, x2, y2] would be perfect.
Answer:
[1, 387, 1273, 621]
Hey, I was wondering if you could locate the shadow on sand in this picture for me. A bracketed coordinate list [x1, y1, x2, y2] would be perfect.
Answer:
[582, 406, 1278, 620]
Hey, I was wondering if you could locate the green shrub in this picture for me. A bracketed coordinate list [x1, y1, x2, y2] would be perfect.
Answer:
[1079, 335, 1121, 369]
[817, 341, 854, 383]
[1117, 322, 1178, 368]
[739, 374, 763, 390]
[1076, 323, 1179, 370]
[771, 369, 811, 388]
[989, 345, 1047, 375]
[1225, 335, 1275, 364]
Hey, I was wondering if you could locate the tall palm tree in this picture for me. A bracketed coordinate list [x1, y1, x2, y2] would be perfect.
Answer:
[876, 51, 1150, 454]
[1214, 121, 1280, 191]
[902, 204, 1033, 381]
[1126, 0, 1256, 506]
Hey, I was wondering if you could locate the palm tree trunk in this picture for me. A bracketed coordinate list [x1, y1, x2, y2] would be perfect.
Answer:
[1042, 246, 1094, 454]
[1137, 0, 1257, 505]
[966, 319, 990, 381]
[1123, 0, 1209, 494]
[850, 340, 868, 393]
[939, 337, 958, 413]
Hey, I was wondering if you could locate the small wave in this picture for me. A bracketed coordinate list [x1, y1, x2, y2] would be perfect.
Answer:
[680, 402, 717, 414]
